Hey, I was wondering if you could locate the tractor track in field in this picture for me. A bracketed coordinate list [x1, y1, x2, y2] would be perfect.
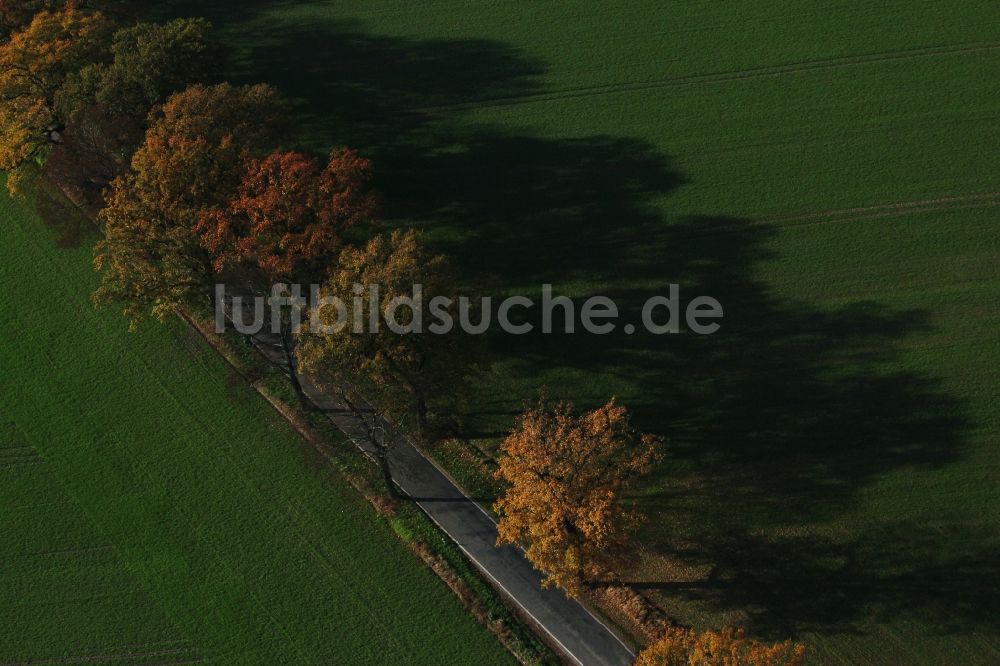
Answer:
[0, 458, 43, 469]
[651, 192, 1000, 242]
[17, 544, 116, 559]
[0, 640, 201, 665]
[0, 454, 40, 463]
[760, 191, 1000, 227]
[414, 41, 1000, 112]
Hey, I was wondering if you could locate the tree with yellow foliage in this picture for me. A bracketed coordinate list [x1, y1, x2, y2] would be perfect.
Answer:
[0, 0, 62, 42]
[0, 5, 110, 193]
[296, 229, 474, 495]
[634, 627, 806, 666]
[494, 398, 660, 597]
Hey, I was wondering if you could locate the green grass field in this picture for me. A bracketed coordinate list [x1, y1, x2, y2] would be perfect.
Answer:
[132, 1, 1000, 662]
[0, 190, 512, 663]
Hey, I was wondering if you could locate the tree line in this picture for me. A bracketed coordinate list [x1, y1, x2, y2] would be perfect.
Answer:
[0, 3, 803, 664]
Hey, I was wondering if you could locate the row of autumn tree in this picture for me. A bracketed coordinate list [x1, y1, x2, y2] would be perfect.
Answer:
[0, 3, 804, 664]
[0, 2, 661, 591]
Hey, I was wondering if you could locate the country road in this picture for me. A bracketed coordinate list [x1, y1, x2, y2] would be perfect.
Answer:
[225, 299, 635, 666]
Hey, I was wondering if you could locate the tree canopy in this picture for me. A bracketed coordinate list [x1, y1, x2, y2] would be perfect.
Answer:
[0, 0, 63, 42]
[634, 627, 806, 666]
[57, 17, 214, 122]
[0, 6, 110, 193]
[196, 147, 377, 283]
[494, 398, 660, 596]
[93, 82, 288, 325]
[0, 10, 215, 198]
[296, 229, 473, 440]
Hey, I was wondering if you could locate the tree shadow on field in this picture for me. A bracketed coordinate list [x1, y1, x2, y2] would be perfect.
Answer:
[158, 13, 690, 285]
[632, 522, 1000, 640]
[129, 2, 985, 643]
[507, 214, 980, 635]
[32, 183, 100, 249]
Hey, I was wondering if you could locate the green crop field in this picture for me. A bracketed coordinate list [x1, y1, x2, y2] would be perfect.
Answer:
[0, 190, 511, 663]
[133, 0, 1000, 663]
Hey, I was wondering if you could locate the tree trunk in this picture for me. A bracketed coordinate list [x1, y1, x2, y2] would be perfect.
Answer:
[345, 394, 405, 501]
[375, 446, 402, 500]
[413, 387, 429, 443]
[279, 326, 313, 412]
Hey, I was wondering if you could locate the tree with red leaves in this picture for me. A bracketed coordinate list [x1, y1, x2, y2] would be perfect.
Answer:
[196, 146, 377, 409]
[196, 147, 377, 284]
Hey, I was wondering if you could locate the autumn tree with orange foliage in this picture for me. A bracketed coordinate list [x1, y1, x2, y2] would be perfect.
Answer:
[494, 398, 660, 597]
[634, 626, 806, 666]
[93, 83, 288, 325]
[0, 5, 111, 193]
